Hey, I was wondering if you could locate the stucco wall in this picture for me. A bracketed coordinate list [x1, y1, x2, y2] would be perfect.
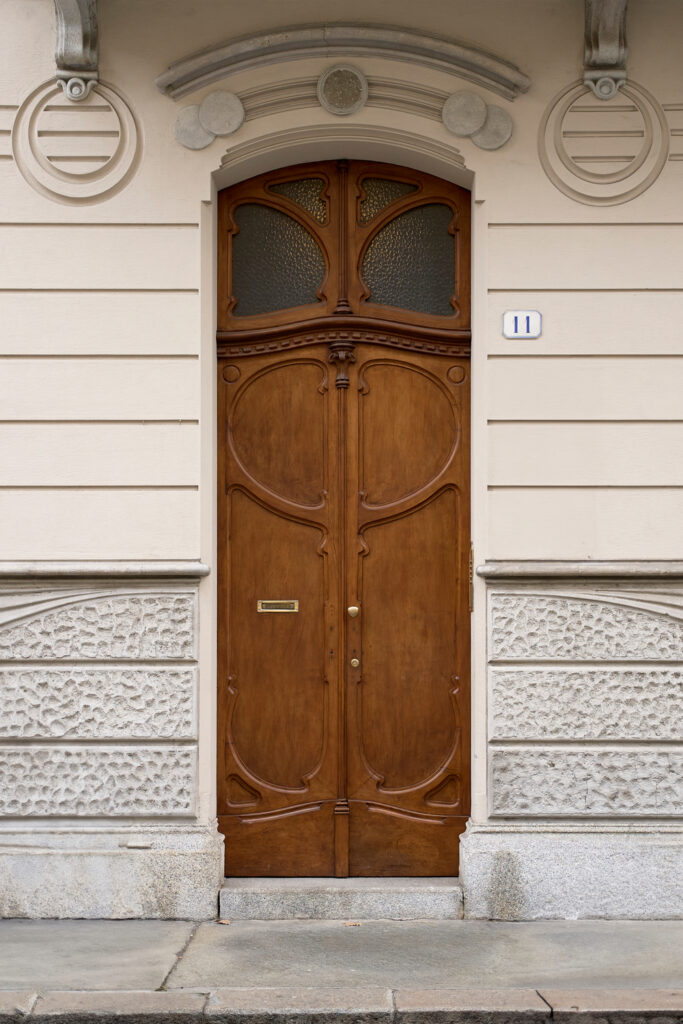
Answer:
[0, 0, 681, 918]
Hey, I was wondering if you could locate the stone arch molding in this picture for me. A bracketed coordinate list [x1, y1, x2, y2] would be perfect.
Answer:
[158, 25, 529, 156]
[156, 26, 531, 101]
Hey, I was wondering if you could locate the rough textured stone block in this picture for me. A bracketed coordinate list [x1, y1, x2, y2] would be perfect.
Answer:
[460, 826, 683, 919]
[0, 828, 222, 918]
[395, 988, 550, 1023]
[32, 990, 205, 1023]
[489, 749, 683, 817]
[205, 987, 393, 1023]
[540, 988, 683, 1022]
[489, 592, 683, 662]
[219, 878, 463, 920]
[0, 588, 196, 661]
[489, 668, 683, 741]
[0, 667, 196, 739]
[0, 746, 195, 817]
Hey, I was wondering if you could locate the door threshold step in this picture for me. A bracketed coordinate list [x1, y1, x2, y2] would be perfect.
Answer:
[219, 877, 463, 920]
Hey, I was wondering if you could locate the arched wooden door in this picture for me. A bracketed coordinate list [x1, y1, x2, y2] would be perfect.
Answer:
[217, 161, 471, 876]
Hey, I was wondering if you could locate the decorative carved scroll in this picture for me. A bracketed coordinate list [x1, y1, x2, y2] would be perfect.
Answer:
[54, 0, 98, 101]
[584, 0, 628, 100]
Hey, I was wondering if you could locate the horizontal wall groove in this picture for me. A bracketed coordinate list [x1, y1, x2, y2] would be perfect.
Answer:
[488, 222, 683, 228]
[0, 485, 198, 489]
[0, 659, 198, 667]
[0, 737, 197, 747]
[487, 287, 683, 293]
[489, 739, 683, 749]
[0, 289, 199, 294]
[487, 419, 683, 424]
[488, 484, 683, 490]
[488, 661, 683, 671]
[0, 223, 199, 229]
[489, 354, 683, 362]
[0, 354, 199, 360]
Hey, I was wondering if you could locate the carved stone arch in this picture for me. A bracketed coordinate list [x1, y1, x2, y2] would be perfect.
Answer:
[156, 25, 530, 101]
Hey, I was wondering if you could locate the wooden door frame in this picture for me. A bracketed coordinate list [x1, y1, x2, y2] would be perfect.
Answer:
[215, 159, 472, 876]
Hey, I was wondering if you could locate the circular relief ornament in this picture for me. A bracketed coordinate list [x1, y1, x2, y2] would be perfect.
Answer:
[539, 79, 669, 206]
[317, 65, 368, 116]
[12, 79, 140, 204]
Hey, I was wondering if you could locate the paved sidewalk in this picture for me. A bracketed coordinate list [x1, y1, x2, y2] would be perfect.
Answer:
[0, 919, 681, 1021]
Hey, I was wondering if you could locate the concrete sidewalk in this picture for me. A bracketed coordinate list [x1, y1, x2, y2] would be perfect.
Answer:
[0, 919, 682, 1022]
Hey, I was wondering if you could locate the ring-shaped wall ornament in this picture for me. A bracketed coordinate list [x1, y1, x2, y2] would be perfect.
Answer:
[12, 79, 141, 204]
[538, 79, 669, 206]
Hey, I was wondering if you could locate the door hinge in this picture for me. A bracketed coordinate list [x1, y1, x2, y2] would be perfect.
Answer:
[469, 544, 474, 613]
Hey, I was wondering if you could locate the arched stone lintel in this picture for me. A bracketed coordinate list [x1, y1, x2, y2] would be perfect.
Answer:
[212, 123, 474, 195]
[157, 25, 531, 102]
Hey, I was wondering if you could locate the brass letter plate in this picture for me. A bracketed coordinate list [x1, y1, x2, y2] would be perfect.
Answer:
[257, 600, 299, 613]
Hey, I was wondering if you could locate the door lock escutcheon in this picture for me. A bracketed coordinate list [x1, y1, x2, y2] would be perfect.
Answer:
[350, 657, 360, 668]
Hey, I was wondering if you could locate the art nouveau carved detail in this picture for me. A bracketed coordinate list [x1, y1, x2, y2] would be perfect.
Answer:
[584, 0, 628, 100]
[54, 0, 98, 100]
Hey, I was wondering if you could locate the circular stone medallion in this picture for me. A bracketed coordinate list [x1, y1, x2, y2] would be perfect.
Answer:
[471, 105, 513, 150]
[174, 105, 215, 150]
[442, 90, 487, 137]
[317, 65, 368, 116]
[199, 90, 245, 136]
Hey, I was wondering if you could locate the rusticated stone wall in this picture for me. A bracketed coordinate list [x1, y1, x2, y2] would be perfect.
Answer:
[0, 584, 198, 821]
[487, 585, 683, 819]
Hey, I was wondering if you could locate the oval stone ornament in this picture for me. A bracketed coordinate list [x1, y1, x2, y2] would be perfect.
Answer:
[174, 105, 214, 150]
[199, 90, 245, 136]
[471, 104, 513, 150]
[442, 90, 487, 137]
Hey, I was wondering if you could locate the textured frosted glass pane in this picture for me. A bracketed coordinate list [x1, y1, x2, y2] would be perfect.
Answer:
[232, 204, 326, 316]
[362, 204, 454, 315]
[359, 178, 418, 223]
[269, 179, 327, 223]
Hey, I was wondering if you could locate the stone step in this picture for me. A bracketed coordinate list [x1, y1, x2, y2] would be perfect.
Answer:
[219, 877, 463, 920]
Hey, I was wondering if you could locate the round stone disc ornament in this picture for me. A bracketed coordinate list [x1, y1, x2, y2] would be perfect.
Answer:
[317, 65, 368, 116]
[199, 90, 245, 136]
[470, 104, 513, 150]
[174, 105, 214, 150]
[442, 90, 487, 137]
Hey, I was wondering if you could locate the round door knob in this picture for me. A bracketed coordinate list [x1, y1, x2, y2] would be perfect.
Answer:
[350, 657, 360, 668]
[347, 605, 359, 617]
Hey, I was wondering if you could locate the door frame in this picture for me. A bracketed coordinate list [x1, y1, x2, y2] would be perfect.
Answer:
[208, 155, 485, 874]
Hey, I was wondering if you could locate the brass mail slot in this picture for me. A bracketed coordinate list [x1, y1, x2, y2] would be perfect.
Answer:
[257, 600, 299, 613]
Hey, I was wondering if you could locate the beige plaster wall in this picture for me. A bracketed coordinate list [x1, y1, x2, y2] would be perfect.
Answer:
[0, 0, 681, 875]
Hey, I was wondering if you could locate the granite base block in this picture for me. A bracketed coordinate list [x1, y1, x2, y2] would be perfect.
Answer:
[460, 826, 683, 920]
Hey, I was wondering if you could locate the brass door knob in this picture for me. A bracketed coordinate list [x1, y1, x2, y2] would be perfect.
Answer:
[350, 657, 360, 668]
[347, 605, 359, 617]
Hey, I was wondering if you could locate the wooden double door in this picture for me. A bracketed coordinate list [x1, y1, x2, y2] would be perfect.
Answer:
[217, 161, 470, 876]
